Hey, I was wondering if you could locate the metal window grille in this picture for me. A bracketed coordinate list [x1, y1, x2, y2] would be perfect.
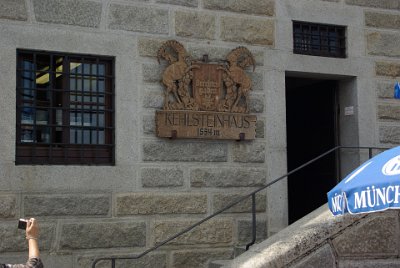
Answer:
[293, 21, 346, 58]
[16, 50, 115, 165]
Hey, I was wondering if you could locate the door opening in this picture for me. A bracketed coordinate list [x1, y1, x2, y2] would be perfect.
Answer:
[286, 77, 338, 224]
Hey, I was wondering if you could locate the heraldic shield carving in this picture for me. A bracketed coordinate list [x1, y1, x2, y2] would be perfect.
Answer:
[155, 40, 257, 140]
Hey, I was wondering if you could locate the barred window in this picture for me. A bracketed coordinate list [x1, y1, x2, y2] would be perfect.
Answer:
[16, 50, 115, 165]
[293, 21, 346, 58]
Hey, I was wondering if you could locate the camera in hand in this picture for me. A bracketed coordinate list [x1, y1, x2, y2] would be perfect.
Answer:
[18, 219, 28, 230]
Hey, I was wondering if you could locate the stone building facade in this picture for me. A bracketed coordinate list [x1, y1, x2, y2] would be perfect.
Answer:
[0, 0, 399, 267]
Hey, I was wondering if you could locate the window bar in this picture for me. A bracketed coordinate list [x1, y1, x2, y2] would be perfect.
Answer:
[111, 60, 116, 164]
[96, 59, 100, 162]
[80, 57, 85, 163]
[32, 52, 38, 163]
[89, 61, 93, 146]
[63, 56, 70, 163]
[48, 54, 54, 164]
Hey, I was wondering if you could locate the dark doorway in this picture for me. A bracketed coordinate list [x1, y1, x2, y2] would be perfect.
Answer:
[286, 77, 338, 224]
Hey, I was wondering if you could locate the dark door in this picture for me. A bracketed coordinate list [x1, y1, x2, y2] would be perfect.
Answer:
[286, 78, 338, 224]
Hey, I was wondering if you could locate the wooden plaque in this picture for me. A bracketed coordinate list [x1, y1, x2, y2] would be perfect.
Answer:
[156, 110, 257, 140]
[156, 40, 257, 140]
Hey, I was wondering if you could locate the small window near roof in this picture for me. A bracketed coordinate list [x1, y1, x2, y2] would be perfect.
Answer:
[16, 50, 115, 165]
[293, 21, 346, 58]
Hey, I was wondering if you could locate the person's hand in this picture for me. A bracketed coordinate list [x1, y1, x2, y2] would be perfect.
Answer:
[26, 218, 39, 239]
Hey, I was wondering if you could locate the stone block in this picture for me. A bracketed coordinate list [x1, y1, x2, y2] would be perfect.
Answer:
[0, 0, 27, 21]
[77, 253, 167, 268]
[213, 193, 266, 213]
[143, 114, 155, 134]
[338, 259, 400, 268]
[204, 0, 274, 16]
[109, 4, 169, 34]
[138, 38, 167, 58]
[237, 219, 267, 245]
[187, 45, 264, 67]
[191, 168, 266, 187]
[291, 243, 336, 268]
[232, 142, 266, 163]
[221, 17, 274, 46]
[0, 221, 55, 252]
[188, 45, 232, 62]
[345, 0, 400, 10]
[141, 167, 184, 187]
[332, 215, 398, 257]
[142, 63, 164, 83]
[376, 81, 396, 99]
[153, 219, 233, 245]
[143, 141, 228, 162]
[255, 119, 265, 138]
[209, 260, 232, 268]
[378, 104, 400, 121]
[376, 62, 400, 77]
[60, 221, 146, 249]
[0, 195, 16, 218]
[249, 94, 265, 113]
[379, 125, 400, 144]
[143, 90, 163, 109]
[33, 0, 101, 28]
[156, 0, 198, 7]
[367, 32, 400, 57]
[172, 248, 233, 268]
[365, 11, 400, 30]
[116, 193, 207, 215]
[249, 72, 264, 91]
[175, 11, 216, 40]
[24, 194, 110, 217]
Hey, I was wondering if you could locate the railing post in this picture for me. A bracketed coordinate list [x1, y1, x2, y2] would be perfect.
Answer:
[111, 258, 115, 268]
[92, 258, 99, 268]
[246, 193, 257, 250]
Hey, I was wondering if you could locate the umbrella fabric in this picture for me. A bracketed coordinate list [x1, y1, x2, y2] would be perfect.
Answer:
[395, 81, 400, 99]
[328, 146, 400, 216]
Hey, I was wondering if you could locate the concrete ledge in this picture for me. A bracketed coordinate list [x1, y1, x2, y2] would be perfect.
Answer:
[225, 204, 366, 267]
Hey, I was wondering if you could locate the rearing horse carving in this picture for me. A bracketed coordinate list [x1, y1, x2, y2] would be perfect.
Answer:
[157, 40, 190, 110]
[221, 47, 255, 113]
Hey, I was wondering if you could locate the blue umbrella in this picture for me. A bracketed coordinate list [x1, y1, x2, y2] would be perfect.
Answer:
[328, 146, 400, 216]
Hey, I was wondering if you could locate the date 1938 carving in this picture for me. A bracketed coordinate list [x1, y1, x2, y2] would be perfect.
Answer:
[155, 40, 257, 140]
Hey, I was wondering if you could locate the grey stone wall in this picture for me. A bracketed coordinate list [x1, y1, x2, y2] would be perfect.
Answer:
[366, 5, 400, 147]
[0, 0, 399, 267]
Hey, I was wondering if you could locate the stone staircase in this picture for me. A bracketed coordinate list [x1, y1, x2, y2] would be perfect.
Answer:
[208, 204, 400, 268]
[209, 247, 246, 268]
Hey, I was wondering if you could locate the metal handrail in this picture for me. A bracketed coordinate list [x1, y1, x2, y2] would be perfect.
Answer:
[92, 145, 390, 267]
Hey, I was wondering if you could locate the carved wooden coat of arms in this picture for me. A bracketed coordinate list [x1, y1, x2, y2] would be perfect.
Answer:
[155, 40, 257, 140]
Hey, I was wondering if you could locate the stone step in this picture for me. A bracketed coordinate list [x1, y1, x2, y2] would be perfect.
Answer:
[208, 246, 247, 268]
[234, 246, 246, 257]
[208, 259, 232, 268]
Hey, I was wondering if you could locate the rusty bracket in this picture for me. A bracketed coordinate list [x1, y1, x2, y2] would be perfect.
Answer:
[170, 130, 177, 139]
[237, 133, 245, 141]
